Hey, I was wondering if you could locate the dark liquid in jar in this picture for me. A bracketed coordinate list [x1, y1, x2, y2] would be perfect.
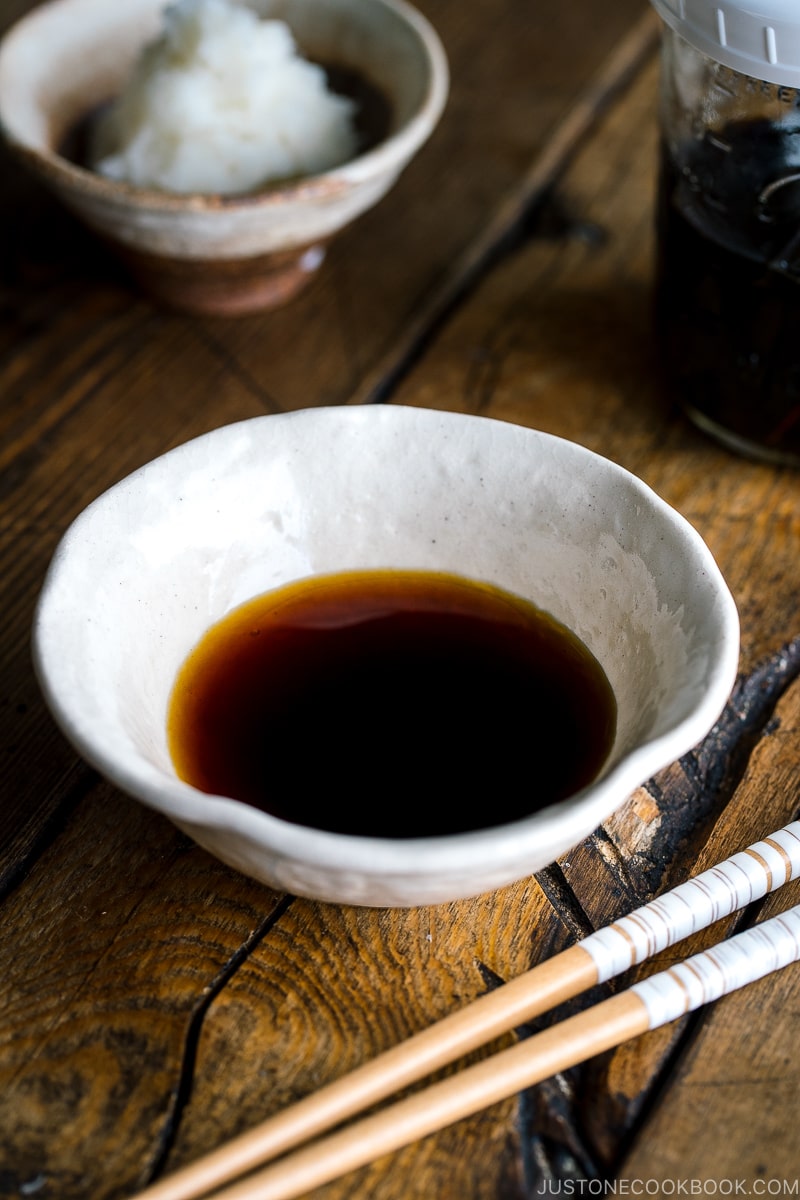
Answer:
[167, 570, 617, 838]
[657, 120, 800, 463]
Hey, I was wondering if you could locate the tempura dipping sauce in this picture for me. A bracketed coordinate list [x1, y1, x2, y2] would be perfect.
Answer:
[167, 570, 617, 837]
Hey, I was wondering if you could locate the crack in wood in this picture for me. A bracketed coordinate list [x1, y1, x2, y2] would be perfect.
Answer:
[587, 825, 644, 912]
[511, 638, 800, 1188]
[0, 764, 97, 905]
[141, 893, 295, 1189]
[189, 325, 285, 415]
[635, 636, 800, 898]
[559, 637, 800, 913]
[535, 863, 597, 944]
[679, 634, 800, 799]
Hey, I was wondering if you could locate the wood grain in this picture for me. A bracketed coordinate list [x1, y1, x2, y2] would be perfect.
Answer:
[0, 781, 288, 1198]
[2, 0, 800, 1197]
[170, 878, 588, 1195]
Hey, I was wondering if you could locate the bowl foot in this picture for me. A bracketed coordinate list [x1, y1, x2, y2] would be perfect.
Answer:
[118, 241, 327, 316]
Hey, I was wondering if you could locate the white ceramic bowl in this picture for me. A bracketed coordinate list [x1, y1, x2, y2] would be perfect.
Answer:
[0, 0, 448, 314]
[32, 407, 739, 906]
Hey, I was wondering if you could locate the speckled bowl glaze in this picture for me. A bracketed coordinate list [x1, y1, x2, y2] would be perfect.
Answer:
[33, 407, 739, 906]
[0, 0, 448, 314]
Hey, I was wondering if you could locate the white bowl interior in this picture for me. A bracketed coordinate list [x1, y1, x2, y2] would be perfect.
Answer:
[33, 408, 739, 904]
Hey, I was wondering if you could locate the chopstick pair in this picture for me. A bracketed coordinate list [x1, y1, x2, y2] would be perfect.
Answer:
[135, 822, 800, 1200]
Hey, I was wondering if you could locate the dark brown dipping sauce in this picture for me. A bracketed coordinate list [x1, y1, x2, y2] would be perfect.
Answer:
[167, 571, 617, 838]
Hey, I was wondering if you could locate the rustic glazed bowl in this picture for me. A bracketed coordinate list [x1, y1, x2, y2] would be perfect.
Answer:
[33, 407, 739, 906]
[0, 0, 448, 315]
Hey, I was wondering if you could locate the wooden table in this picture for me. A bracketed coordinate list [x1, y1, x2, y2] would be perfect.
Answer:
[2, 0, 800, 1196]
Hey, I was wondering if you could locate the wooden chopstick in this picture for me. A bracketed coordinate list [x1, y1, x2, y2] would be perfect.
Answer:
[134, 823, 800, 1200]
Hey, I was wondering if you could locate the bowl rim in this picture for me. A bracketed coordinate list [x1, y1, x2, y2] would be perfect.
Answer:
[31, 407, 741, 878]
[0, 0, 450, 210]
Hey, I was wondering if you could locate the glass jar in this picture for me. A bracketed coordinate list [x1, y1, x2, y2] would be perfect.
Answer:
[652, 1, 800, 466]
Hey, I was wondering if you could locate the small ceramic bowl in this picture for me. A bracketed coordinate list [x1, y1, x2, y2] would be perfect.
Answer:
[0, 0, 448, 315]
[33, 407, 739, 907]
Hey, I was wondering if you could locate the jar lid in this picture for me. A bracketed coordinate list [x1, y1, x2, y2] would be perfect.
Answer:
[651, 0, 800, 88]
